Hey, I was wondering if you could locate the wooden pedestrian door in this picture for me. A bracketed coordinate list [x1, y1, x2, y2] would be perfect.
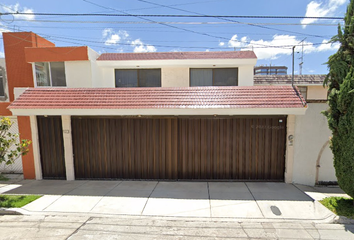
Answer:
[37, 116, 66, 179]
[71, 116, 286, 181]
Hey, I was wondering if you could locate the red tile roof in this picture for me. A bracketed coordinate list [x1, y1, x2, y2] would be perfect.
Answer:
[9, 86, 306, 110]
[254, 75, 326, 85]
[97, 51, 257, 61]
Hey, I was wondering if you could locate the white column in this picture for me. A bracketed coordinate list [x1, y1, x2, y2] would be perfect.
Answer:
[284, 115, 295, 183]
[29, 115, 42, 180]
[61, 115, 75, 181]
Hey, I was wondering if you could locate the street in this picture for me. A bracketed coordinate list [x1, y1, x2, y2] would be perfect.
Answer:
[0, 214, 354, 240]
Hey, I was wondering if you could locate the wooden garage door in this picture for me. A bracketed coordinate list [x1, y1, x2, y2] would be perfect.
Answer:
[72, 116, 286, 180]
[37, 116, 66, 179]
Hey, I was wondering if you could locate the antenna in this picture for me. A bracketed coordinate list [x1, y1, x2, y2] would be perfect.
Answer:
[298, 38, 306, 75]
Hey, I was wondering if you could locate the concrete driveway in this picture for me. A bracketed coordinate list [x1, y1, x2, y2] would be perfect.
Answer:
[0, 180, 334, 221]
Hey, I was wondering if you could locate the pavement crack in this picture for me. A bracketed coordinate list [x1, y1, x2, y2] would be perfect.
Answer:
[244, 182, 265, 218]
[140, 181, 159, 215]
[66, 216, 93, 240]
[207, 182, 212, 218]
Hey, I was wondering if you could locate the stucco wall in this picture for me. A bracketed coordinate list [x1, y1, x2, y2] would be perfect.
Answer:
[307, 86, 327, 100]
[161, 67, 189, 87]
[94, 66, 255, 88]
[293, 103, 336, 186]
[238, 65, 254, 86]
[65, 61, 92, 87]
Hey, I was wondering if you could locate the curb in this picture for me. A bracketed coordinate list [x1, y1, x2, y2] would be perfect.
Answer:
[334, 216, 354, 224]
[0, 208, 23, 215]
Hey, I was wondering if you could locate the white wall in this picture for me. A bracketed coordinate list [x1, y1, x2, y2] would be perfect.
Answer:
[238, 65, 254, 86]
[292, 103, 336, 186]
[65, 61, 92, 87]
[161, 67, 189, 87]
[94, 66, 255, 88]
[307, 86, 327, 100]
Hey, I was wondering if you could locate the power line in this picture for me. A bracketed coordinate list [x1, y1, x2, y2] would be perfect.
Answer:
[6, 19, 344, 26]
[135, 0, 329, 39]
[1, 12, 344, 20]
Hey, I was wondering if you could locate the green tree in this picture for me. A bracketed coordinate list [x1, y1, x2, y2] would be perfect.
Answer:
[324, 0, 354, 199]
[0, 117, 31, 166]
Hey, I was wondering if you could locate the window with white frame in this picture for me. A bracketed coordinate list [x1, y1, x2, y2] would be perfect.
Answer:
[190, 68, 238, 86]
[35, 62, 66, 87]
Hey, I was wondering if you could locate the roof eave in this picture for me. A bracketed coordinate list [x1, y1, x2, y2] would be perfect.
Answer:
[9, 107, 307, 117]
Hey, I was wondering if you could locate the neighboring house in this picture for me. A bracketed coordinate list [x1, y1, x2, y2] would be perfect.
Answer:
[1, 31, 333, 186]
[254, 65, 288, 75]
[0, 58, 23, 174]
[254, 75, 336, 186]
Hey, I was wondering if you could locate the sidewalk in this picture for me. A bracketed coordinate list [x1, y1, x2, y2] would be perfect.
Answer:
[0, 178, 337, 222]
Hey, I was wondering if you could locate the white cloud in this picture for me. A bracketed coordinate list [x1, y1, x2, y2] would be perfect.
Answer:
[228, 34, 340, 60]
[0, 3, 35, 21]
[301, 0, 347, 28]
[131, 39, 156, 53]
[102, 28, 129, 46]
[219, 42, 225, 46]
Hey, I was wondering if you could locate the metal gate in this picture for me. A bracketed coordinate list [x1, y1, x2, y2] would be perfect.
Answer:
[71, 116, 286, 180]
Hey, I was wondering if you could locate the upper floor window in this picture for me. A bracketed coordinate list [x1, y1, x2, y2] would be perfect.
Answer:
[0, 67, 5, 98]
[190, 68, 238, 86]
[35, 62, 66, 87]
[115, 69, 161, 87]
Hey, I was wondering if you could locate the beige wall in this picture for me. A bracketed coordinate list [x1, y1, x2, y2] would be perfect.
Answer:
[94, 66, 255, 88]
[307, 86, 327, 100]
[238, 65, 254, 86]
[65, 61, 92, 88]
[292, 103, 336, 186]
[161, 67, 189, 87]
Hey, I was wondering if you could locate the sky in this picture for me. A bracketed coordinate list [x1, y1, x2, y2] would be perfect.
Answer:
[0, 0, 349, 74]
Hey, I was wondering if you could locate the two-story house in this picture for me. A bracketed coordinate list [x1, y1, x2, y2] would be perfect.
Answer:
[2, 31, 331, 186]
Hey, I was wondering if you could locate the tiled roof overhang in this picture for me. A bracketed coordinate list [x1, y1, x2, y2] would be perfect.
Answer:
[97, 51, 257, 61]
[8, 86, 307, 116]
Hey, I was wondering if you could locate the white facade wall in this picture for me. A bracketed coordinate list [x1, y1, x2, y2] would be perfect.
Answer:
[161, 67, 189, 87]
[307, 86, 328, 100]
[65, 61, 92, 88]
[238, 65, 254, 86]
[93, 66, 255, 88]
[292, 103, 336, 186]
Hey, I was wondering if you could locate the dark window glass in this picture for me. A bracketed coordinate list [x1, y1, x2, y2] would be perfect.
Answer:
[0, 69, 4, 97]
[190, 69, 212, 86]
[190, 68, 238, 86]
[115, 69, 161, 87]
[213, 68, 238, 86]
[139, 69, 161, 87]
[50, 62, 66, 86]
[115, 69, 138, 87]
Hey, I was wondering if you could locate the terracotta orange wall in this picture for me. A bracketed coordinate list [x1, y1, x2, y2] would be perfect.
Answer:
[0, 102, 11, 115]
[3, 32, 55, 179]
[25, 46, 89, 62]
[3, 32, 55, 102]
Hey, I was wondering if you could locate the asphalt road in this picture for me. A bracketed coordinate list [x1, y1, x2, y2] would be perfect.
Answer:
[0, 214, 354, 240]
